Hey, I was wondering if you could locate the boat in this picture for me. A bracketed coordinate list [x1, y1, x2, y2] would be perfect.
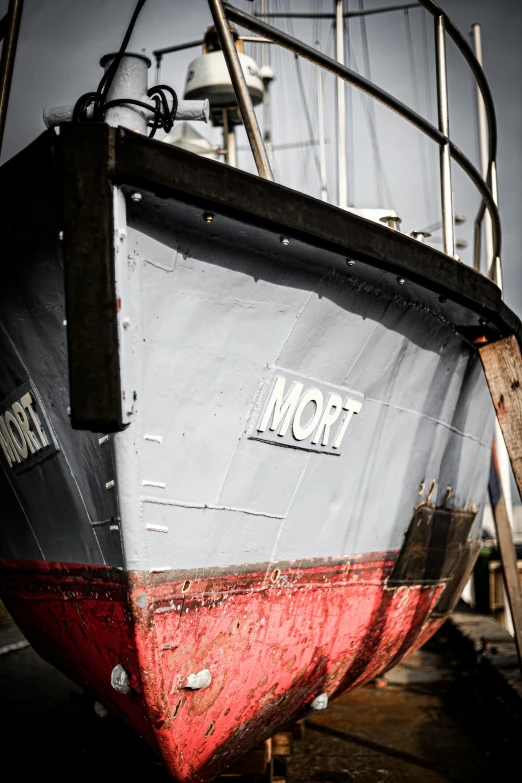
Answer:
[0, 1, 519, 780]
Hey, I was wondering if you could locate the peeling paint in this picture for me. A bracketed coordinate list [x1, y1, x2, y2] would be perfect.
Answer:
[0, 542, 477, 783]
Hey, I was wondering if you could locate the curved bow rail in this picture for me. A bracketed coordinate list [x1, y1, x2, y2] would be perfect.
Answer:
[208, 0, 501, 286]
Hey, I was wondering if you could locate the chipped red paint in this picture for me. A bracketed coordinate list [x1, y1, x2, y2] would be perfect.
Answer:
[0, 554, 447, 782]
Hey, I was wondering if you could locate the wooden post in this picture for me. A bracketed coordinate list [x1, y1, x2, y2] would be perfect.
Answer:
[218, 729, 294, 782]
[480, 336, 522, 492]
[479, 335, 522, 669]
[219, 740, 275, 781]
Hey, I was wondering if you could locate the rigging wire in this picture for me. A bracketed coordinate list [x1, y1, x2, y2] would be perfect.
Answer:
[238, 137, 328, 151]
[258, 0, 328, 187]
[320, 10, 336, 201]
[357, 0, 393, 207]
[294, 54, 322, 178]
[311, 0, 322, 50]
[278, 0, 317, 194]
[404, 9, 433, 223]
[347, 43, 395, 208]
[312, 0, 324, 196]
[420, 7, 436, 218]
[73, 0, 177, 138]
[325, 11, 335, 59]
[280, 0, 308, 191]
[344, 15, 355, 205]
[270, 0, 289, 180]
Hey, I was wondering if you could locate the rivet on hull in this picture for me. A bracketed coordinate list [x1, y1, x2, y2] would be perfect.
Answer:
[111, 664, 131, 695]
[185, 669, 212, 690]
[309, 692, 328, 710]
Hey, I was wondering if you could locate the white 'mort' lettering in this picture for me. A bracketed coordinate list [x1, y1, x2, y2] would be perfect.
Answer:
[0, 392, 49, 469]
[257, 375, 362, 451]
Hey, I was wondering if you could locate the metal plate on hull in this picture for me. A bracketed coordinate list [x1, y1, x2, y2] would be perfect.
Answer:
[0, 382, 60, 473]
[388, 506, 477, 586]
[247, 367, 364, 456]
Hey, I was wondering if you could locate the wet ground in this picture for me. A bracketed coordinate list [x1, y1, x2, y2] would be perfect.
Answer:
[0, 615, 517, 782]
[288, 647, 511, 783]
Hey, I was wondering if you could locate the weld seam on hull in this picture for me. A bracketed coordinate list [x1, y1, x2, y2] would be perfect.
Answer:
[140, 495, 285, 519]
[365, 396, 489, 446]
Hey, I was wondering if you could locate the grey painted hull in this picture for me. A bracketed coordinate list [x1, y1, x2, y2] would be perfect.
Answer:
[0, 192, 493, 570]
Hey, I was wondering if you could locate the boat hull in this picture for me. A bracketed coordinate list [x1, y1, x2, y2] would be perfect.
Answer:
[0, 128, 508, 781]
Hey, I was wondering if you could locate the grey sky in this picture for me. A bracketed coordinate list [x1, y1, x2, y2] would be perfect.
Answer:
[2, 0, 521, 314]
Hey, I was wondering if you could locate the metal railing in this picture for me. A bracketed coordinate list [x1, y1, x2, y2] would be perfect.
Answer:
[208, 0, 501, 284]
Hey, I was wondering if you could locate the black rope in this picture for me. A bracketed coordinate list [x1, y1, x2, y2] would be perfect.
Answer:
[93, 0, 148, 121]
[72, 0, 178, 138]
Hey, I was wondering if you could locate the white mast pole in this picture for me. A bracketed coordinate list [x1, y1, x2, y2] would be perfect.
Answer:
[335, 0, 347, 209]
[434, 15, 455, 258]
[316, 41, 328, 202]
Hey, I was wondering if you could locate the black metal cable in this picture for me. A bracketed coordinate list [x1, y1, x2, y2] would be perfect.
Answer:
[73, 84, 178, 139]
[93, 0, 147, 120]
[72, 0, 178, 138]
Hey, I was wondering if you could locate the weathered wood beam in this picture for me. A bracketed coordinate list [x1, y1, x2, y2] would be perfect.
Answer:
[480, 335, 522, 494]
[60, 123, 124, 432]
[479, 335, 522, 669]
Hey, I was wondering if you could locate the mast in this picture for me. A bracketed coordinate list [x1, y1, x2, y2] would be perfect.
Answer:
[335, 0, 347, 209]
[316, 41, 328, 201]
[434, 15, 455, 258]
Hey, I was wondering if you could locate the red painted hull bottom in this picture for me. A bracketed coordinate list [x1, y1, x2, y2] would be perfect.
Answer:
[0, 555, 447, 782]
